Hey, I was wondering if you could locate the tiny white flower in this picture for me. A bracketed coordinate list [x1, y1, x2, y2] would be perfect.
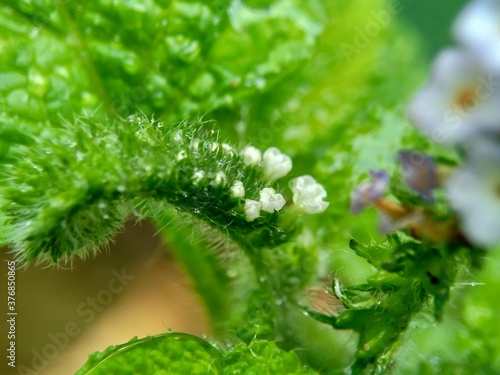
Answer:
[259, 187, 286, 213]
[212, 171, 226, 186]
[244, 199, 261, 222]
[445, 137, 500, 247]
[173, 130, 182, 143]
[177, 150, 187, 161]
[408, 49, 500, 145]
[230, 180, 245, 198]
[242, 145, 262, 166]
[290, 175, 329, 214]
[192, 170, 205, 185]
[208, 142, 219, 152]
[263, 147, 292, 181]
[222, 143, 236, 156]
[453, 0, 500, 74]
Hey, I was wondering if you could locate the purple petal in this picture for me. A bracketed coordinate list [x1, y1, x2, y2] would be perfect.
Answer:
[378, 213, 398, 234]
[398, 151, 438, 201]
[350, 170, 390, 214]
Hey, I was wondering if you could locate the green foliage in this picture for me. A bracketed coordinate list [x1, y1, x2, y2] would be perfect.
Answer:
[223, 340, 318, 375]
[305, 235, 469, 374]
[1, 0, 497, 374]
[0, 116, 300, 263]
[392, 246, 500, 375]
[75, 333, 222, 375]
[76, 333, 317, 375]
[0, 0, 320, 125]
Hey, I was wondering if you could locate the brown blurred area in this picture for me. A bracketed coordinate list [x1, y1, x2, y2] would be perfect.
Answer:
[0, 219, 209, 375]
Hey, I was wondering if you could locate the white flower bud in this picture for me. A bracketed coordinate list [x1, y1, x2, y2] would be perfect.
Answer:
[222, 143, 236, 156]
[177, 150, 187, 161]
[244, 199, 261, 222]
[208, 142, 219, 152]
[192, 170, 205, 185]
[242, 146, 262, 166]
[263, 147, 292, 181]
[212, 171, 227, 186]
[230, 181, 245, 198]
[259, 188, 286, 213]
[290, 175, 329, 214]
[173, 130, 182, 143]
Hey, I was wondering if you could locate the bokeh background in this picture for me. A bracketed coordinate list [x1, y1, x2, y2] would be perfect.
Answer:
[0, 1, 469, 374]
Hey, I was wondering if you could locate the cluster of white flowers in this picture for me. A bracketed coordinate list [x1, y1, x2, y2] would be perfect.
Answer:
[241, 145, 292, 181]
[409, 0, 500, 247]
[242, 177, 328, 222]
[186, 141, 329, 222]
[243, 188, 286, 221]
[242, 145, 329, 221]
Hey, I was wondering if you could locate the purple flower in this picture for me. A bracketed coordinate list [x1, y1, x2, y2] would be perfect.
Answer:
[350, 170, 390, 214]
[398, 151, 438, 201]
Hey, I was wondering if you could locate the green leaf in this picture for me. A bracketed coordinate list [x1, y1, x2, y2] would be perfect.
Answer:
[0, 116, 299, 264]
[223, 340, 318, 375]
[75, 333, 222, 375]
[76, 334, 317, 375]
[0, 0, 322, 126]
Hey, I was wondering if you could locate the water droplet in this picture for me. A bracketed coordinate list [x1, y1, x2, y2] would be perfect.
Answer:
[227, 269, 238, 278]
[29, 28, 40, 38]
[173, 130, 182, 142]
[255, 77, 266, 89]
[286, 276, 301, 289]
[76, 151, 85, 161]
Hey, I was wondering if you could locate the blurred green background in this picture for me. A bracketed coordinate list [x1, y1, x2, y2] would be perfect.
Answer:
[0, 1, 475, 374]
[399, 0, 468, 59]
